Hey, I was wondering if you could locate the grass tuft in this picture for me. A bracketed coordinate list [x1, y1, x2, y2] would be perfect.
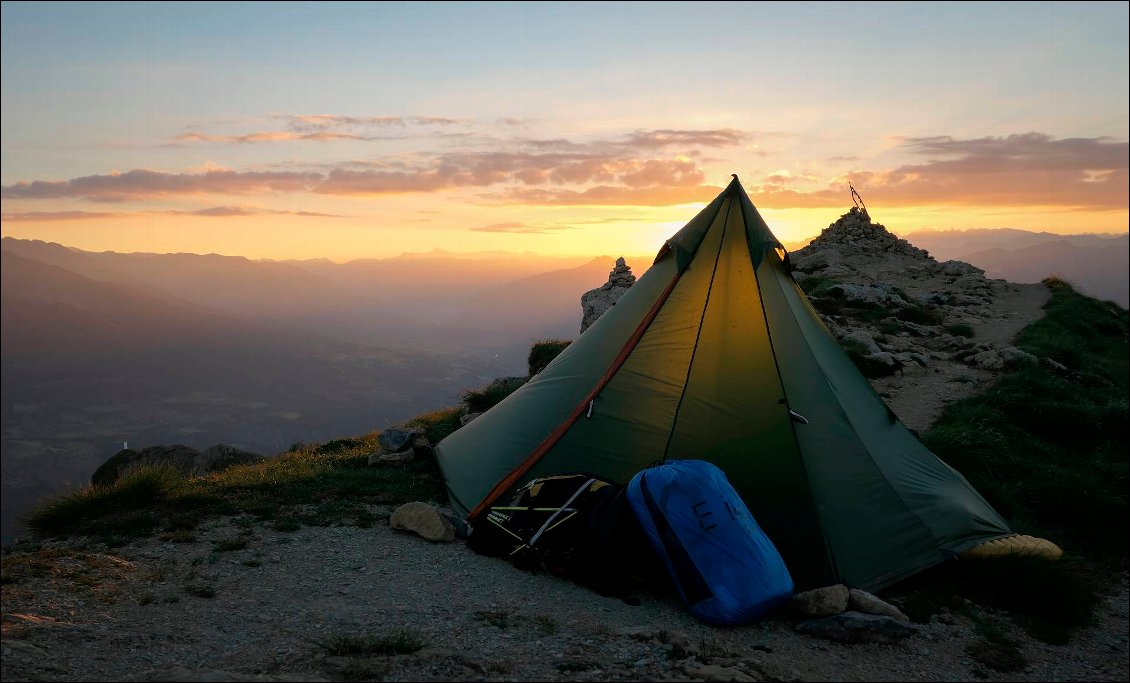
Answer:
[528, 338, 572, 375]
[405, 407, 464, 443]
[460, 379, 524, 414]
[945, 323, 976, 338]
[317, 628, 426, 656]
[924, 280, 1128, 560]
[23, 465, 181, 537]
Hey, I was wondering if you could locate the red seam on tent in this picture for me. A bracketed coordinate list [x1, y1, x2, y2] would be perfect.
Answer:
[467, 271, 684, 522]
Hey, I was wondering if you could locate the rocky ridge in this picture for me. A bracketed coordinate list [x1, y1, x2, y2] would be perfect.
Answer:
[579, 257, 636, 333]
[789, 207, 1051, 430]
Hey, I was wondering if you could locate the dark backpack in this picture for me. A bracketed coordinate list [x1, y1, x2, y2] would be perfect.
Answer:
[467, 473, 657, 600]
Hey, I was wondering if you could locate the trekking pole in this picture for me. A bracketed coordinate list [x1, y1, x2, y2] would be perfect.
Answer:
[849, 183, 868, 218]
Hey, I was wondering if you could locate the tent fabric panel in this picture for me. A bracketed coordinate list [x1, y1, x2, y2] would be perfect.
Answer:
[735, 184, 785, 269]
[663, 197, 831, 588]
[655, 185, 732, 271]
[757, 253, 1011, 589]
[518, 198, 736, 489]
[436, 254, 680, 517]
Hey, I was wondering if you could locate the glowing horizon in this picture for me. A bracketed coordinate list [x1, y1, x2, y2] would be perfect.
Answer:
[2, 2, 1127, 261]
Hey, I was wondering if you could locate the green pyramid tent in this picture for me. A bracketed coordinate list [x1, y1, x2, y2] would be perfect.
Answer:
[435, 176, 1012, 591]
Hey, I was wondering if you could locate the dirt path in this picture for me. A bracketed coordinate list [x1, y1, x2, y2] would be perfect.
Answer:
[873, 282, 1050, 433]
[3, 518, 1126, 682]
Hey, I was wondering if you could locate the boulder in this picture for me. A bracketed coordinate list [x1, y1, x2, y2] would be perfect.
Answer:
[848, 589, 910, 621]
[796, 611, 918, 644]
[580, 257, 636, 333]
[389, 502, 455, 542]
[378, 427, 425, 453]
[91, 443, 263, 486]
[790, 584, 849, 617]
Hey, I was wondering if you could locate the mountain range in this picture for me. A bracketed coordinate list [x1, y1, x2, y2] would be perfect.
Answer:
[1, 226, 1126, 542]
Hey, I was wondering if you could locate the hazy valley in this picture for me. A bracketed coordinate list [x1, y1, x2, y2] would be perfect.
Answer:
[0, 227, 1125, 542]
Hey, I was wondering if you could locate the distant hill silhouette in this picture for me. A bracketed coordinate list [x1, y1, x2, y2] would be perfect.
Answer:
[902, 229, 1128, 306]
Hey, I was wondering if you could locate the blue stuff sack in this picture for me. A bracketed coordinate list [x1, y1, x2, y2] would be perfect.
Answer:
[626, 460, 794, 625]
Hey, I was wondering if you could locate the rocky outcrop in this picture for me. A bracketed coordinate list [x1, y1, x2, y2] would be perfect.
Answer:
[90, 444, 263, 486]
[369, 427, 431, 466]
[580, 257, 636, 333]
[377, 427, 426, 453]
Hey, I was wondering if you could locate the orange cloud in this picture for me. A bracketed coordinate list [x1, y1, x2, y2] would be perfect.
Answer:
[621, 128, 745, 148]
[1, 210, 116, 221]
[750, 133, 1128, 209]
[0, 206, 344, 220]
[2, 169, 324, 201]
[494, 184, 723, 206]
[176, 131, 369, 144]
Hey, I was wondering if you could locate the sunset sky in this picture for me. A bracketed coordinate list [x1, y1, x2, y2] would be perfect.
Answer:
[2, 2, 1127, 261]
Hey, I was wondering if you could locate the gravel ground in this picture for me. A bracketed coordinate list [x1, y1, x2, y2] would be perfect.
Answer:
[3, 519, 1127, 682]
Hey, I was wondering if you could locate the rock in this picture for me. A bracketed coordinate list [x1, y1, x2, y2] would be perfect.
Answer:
[459, 412, 482, 426]
[848, 589, 910, 621]
[367, 449, 413, 466]
[685, 663, 761, 682]
[839, 330, 882, 355]
[580, 257, 636, 333]
[791, 584, 849, 617]
[1043, 357, 1068, 372]
[965, 345, 1037, 370]
[796, 207, 931, 262]
[792, 248, 842, 273]
[939, 260, 984, 276]
[123, 669, 325, 682]
[378, 427, 424, 453]
[617, 625, 663, 640]
[1, 640, 46, 657]
[389, 502, 455, 542]
[796, 611, 918, 644]
[824, 283, 908, 307]
[1001, 346, 1038, 366]
[440, 510, 470, 540]
[91, 443, 263, 486]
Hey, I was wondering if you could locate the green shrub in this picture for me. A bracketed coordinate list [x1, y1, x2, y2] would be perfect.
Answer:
[23, 464, 181, 537]
[528, 339, 572, 375]
[316, 628, 426, 656]
[890, 555, 1099, 642]
[924, 278, 1127, 571]
[896, 304, 945, 325]
[945, 323, 975, 338]
[405, 407, 464, 443]
[21, 429, 447, 540]
[796, 275, 840, 296]
[460, 379, 525, 413]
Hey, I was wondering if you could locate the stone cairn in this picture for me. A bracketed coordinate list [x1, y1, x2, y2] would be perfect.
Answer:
[580, 257, 636, 333]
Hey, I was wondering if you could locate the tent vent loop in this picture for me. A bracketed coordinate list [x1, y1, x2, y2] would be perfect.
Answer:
[586, 400, 594, 418]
